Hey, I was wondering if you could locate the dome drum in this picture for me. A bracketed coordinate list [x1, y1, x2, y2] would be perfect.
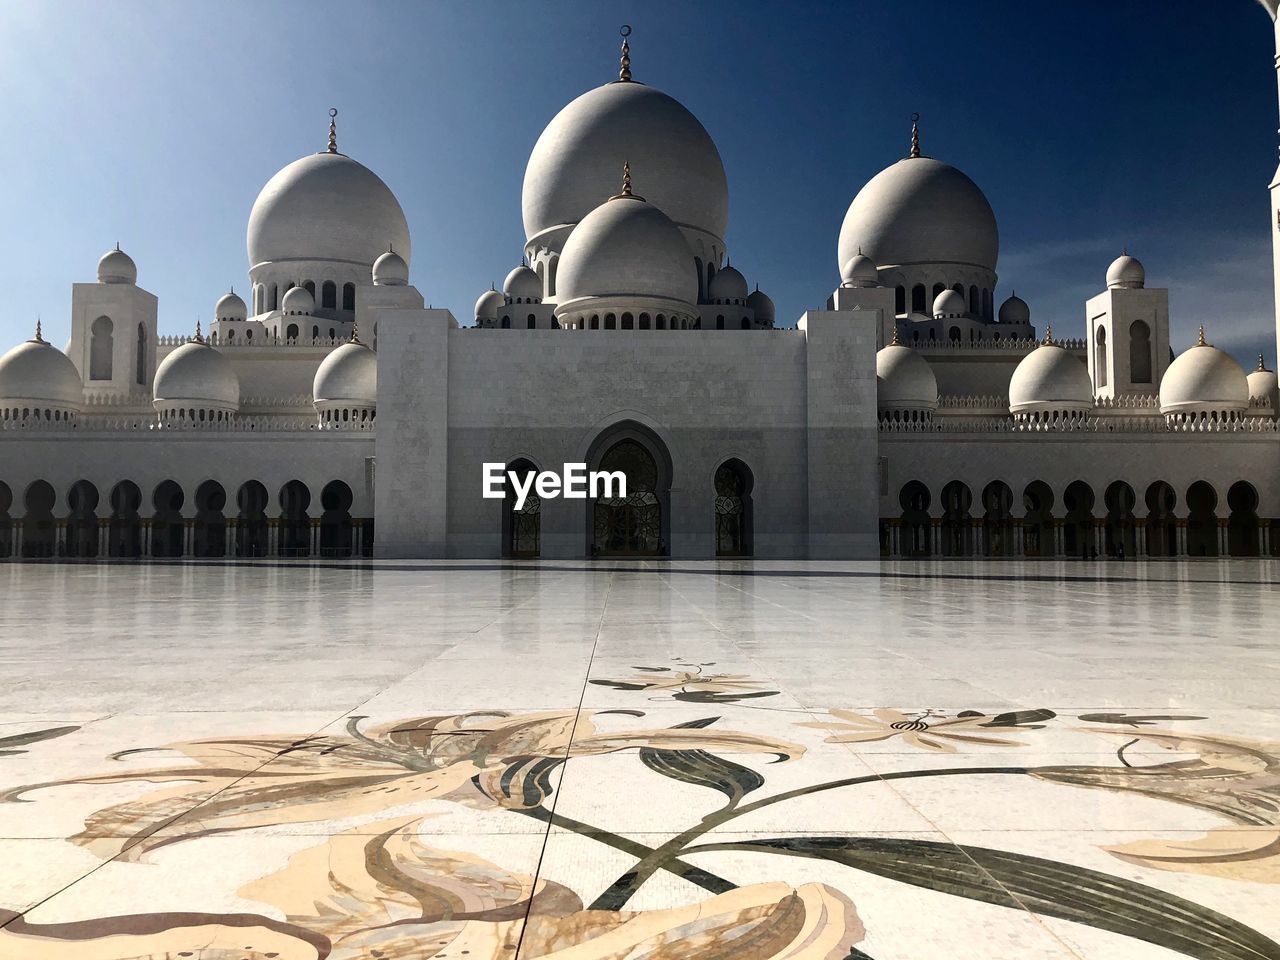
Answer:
[553, 295, 698, 331]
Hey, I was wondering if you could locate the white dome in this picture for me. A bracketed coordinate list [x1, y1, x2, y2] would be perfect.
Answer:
[503, 264, 542, 301]
[372, 248, 408, 286]
[840, 253, 879, 287]
[1248, 357, 1278, 402]
[0, 335, 83, 409]
[998, 293, 1030, 324]
[876, 342, 938, 411]
[281, 286, 315, 316]
[522, 81, 728, 250]
[555, 192, 697, 307]
[1159, 333, 1249, 416]
[247, 152, 410, 270]
[746, 287, 774, 324]
[215, 290, 247, 322]
[708, 264, 747, 302]
[98, 246, 137, 284]
[475, 288, 505, 321]
[838, 156, 998, 274]
[314, 340, 377, 406]
[933, 289, 968, 318]
[153, 340, 239, 410]
[1107, 254, 1145, 290]
[1008, 338, 1094, 415]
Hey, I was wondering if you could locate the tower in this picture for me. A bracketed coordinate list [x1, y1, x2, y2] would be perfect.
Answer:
[69, 245, 158, 397]
[1084, 254, 1170, 398]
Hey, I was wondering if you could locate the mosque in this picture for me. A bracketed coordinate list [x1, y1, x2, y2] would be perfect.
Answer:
[1, 25, 1279, 562]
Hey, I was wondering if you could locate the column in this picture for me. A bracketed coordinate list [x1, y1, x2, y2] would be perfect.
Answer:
[98, 519, 109, 558]
[225, 518, 238, 559]
[931, 518, 942, 557]
[13, 522, 23, 558]
[141, 520, 152, 558]
[1175, 521, 1188, 557]
[268, 519, 279, 557]
[1135, 519, 1147, 558]
[1014, 520, 1025, 557]
[1053, 520, 1065, 558]
[311, 518, 321, 557]
[970, 518, 982, 557]
[1262, 519, 1271, 556]
[185, 520, 195, 557]
[353, 519, 363, 558]
[55, 520, 67, 558]
[1217, 519, 1229, 557]
[889, 519, 901, 559]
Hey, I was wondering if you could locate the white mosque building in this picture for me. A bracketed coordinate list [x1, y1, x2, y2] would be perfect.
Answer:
[1, 26, 1279, 562]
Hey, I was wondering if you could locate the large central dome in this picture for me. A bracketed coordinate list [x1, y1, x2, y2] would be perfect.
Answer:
[522, 81, 728, 251]
[247, 151, 411, 270]
[838, 156, 998, 273]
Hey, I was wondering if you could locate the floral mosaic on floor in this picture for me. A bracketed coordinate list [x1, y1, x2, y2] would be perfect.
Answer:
[1, 694, 1279, 958]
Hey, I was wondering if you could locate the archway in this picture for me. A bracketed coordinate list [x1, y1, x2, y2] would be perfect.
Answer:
[152, 480, 185, 558]
[22, 481, 56, 558]
[236, 481, 269, 558]
[587, 424, 670, 557]
[940, 480, 972, 557]
[1103, 481, 1136, 558]
[501, 460, 541, 559]
[899, 481, 931, 558]
[0, 481, 10, 558]
[1145, 482, 1177, 557]
[320, 480, 354, 558]
[1062, 481, 1096, 559]
[714, 459, 753, 557]
[194, 480, 227, 558]
[1227, 481, 1260, 557]
[90, 316, 113, 381]
[1185, 481, 1218, 557]
[109, 481, 142, 558]
[980, 481, 1014, 557]
[279, 480, 311, 557]
[66, 480, 99, 558]
[1022, 481, 1055, 557]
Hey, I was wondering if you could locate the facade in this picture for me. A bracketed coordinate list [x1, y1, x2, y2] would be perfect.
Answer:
[2, 28, 1280, 562]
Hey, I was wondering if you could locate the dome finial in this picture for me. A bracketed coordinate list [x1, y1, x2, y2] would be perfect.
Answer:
[611, 160, 645, 201]
[193, 318, 205, 344]
[33, 316, 43, 343]
[1259, 353, 1268, 372]
[327, 108, 338, 154]
[350, 320, 361, 344]
[889, 324, 901, 346]
[619, 24, 632, 81]
[1042, 323, 1054, 346]
[909, 113, 921, 159]
[1197, 324, 1208, 347]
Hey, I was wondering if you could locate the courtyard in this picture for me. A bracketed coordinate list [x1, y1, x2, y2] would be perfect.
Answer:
[0, 558, 1277, 958]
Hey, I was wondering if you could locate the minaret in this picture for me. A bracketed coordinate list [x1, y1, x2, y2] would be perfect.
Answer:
[1262, 1, 1280, 365]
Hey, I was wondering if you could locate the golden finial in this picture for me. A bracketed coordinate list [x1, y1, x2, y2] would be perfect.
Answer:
[1258, 353, 1268, 372]
[909, 113, 921, 159]
[611, 161, 644, 201]
[350, 320, 361, 344]
[327, 108, 338, 154]
[889, 325, 901, 346]
[619, 25, 632, 82]
[1196, 324, 1208, 347]
[32, 317, 44, 343]
[193, 318, 204, 344]
[1042, 323, 1054, 346]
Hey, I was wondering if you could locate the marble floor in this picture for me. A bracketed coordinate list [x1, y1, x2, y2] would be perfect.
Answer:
[1, 559, 1279, 959]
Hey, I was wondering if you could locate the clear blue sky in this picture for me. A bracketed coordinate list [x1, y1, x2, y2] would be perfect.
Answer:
[0, 1, 1275, 364]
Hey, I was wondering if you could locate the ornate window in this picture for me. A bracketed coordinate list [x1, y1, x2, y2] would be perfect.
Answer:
[592, 439, 661, 556]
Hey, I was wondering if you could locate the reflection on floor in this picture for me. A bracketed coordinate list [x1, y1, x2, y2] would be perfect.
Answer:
[0, 559, 1278, 959]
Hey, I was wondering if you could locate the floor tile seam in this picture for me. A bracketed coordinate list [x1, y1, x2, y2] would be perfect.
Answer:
[0, 689, 393, 931]
[514, 569, 613, 960]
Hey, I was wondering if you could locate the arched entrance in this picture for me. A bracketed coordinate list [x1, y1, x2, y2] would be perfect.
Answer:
[981, 481, 1014, 557]
[23, 481, 56, 558]
[194, 481, 227, 558]
[152, 480, 185, 558]
[1186, 481, 1218, 557]
[66, 480, 99, 558]
[940, 480, 972, 557]
[1145, 482, 1177, 557]
[279, 480, 311, 557]
[109, 481, 143, 558]
[714, 459, 753, 557]
[1103, 481, 1136, 559]
[1022, 481, 1054, 557]
[236, 481, 269, 558]
[320, 480, 354, 557]
[1227, 481, 1260, 557]
[587, 424, 670, 558]
[1063, 481, 1096, 559]
[899, 481, 931, 558]
[502, 460, 541, 559]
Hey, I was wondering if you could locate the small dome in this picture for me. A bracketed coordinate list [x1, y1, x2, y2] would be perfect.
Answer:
[933, 289, 967, 319]
[1008, 334, 1094, 416]
[555, 189, 697, 308]
[98, 245, 137, 284]
[708, 264, 748, 303]
[840, 253, 879, 287]
[314, 339, 377, 407]
[746, 287, 775, 324]
[475, 288, 506, 321]
[215, 290, 247, 322]
[281, 286, 315, 316]
[876, 342, 938, 412]
[1159, 329, 1249, 416]
[503, 264, 542, 301]
[998, 292, 1029, 325]
[153, 339, 239, 411]
[1107, 254, 1145, 290]
[838, 156, 998, 275]
[0, 333, 83, 410]
[1248, 356, 1278, 403]
[372, 248, 408, 286]
[247, 151, 410, 270]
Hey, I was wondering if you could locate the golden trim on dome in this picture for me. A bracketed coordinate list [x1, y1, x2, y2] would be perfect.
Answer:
[1041, 323, 1055, 346]
[609, 161, 645, 202]
[327, 108, 338, 154]
[619, 25, 632, 82]
[1196, 325, 1209, 348]
[909, 113, 921, 159]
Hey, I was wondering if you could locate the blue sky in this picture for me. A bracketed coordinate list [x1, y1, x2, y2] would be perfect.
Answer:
[0, 1, 1275, 364]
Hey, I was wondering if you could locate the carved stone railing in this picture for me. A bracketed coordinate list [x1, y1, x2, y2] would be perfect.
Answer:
[0, 414, 364, 434]
[905, 336, 1086, 351]
[156, 334, 348, 348]
[880, 415, 1280, 434]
